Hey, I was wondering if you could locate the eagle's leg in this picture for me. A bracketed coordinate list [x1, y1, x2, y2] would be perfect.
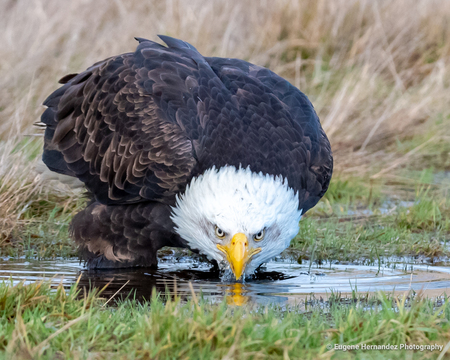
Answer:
[71, 201, 186, 269]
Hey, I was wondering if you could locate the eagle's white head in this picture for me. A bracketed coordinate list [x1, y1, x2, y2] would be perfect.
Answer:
[171, 166, 302, 280]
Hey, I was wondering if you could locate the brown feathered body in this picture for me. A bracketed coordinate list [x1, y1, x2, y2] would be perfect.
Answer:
[41, 36, 333, 269]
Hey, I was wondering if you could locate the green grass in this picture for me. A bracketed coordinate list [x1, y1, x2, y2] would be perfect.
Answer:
[1, 281, 450, 359]
[290, 174, 450, 266]
[295, 217, 449, 265]
[2, 199, 82, 259]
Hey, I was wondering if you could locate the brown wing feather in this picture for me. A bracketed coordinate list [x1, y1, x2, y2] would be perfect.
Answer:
[42, 40, 199, 205]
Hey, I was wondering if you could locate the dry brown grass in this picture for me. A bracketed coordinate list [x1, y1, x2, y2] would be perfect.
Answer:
[0, 138, 80, 242]
[0, 0, 450, 238]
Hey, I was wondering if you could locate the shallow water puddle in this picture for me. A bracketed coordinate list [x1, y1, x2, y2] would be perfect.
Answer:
[1, 259, 450, 305]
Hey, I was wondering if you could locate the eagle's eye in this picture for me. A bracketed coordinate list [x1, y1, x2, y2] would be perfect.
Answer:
[215, 226, 226, 239]
[253, 229, 265, 241]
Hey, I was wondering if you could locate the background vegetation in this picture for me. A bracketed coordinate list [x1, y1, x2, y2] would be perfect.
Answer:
[1, 0, 450, 358]
[1, 0, 450, 245]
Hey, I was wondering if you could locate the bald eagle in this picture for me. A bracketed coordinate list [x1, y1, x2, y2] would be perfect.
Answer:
[41, 36, 332, 280]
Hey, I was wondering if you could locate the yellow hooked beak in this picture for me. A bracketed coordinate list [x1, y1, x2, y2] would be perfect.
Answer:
[217, 233, 261, 280]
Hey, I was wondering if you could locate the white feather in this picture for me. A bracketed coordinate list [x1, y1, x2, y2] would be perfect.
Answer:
[171, 166, 302, 275]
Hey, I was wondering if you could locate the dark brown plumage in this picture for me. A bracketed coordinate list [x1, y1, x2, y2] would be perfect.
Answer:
[41, 36, 332, 269]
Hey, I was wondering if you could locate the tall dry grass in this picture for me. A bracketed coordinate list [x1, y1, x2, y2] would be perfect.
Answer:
[0, 0, 450, 238]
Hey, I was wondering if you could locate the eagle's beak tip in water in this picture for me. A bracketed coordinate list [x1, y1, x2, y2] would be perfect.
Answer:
[217, 233, 262, 280]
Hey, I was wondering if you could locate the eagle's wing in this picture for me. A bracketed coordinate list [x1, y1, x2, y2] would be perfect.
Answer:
[205, 58, 333, 213]
[42, 37, 203, 205]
